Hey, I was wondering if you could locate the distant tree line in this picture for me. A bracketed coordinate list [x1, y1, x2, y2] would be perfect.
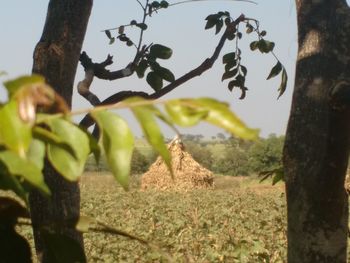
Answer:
[85, 133, 284, 176]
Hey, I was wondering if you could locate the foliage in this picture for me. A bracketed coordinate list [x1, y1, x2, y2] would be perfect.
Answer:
[0, 74, 257, 261]
[60, 175, 287, 262]
[1, 0, 289, 260]
[247, 134, 284, 173]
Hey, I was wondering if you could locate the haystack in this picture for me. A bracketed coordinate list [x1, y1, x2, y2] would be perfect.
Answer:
[141, 137, 214, 191]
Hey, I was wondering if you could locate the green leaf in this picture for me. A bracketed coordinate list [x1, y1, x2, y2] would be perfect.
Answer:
[33, 126, 77, 159]
[249, 41, 259, 51]
[136, 60, 149, 78]
[151, 1, 160, 8]
[105, 30, 112, 39]
[80, 127, 101, 165]
[222, 69, 238, 81]
[43, 232, 86, 263]
[225, 61, 237, 72]
[27, 139, 45, 171]
[154, 67, 175, 82]
[136, 23, 148, 30]
[128, 99, 172, 176]
[257, 39, 275, 53]
[215, 19, 224, 34]
[240, 65, 247, 77]
[160, 0, 169, 8]
[165, 100, 208, 126]
[109, 37, 115, 45]
[189, 98, 259, 140]
[0, 101, 32, 157]
[146, 72, 163, 91]
[272, 170, 284, 185]
[3, 75, 45, 99]
[91, 111, 134, 190]
[0, 170, 28, 204]
[149, 44, 172, 60]
[278, 69, 288, 99]
[0, 151, 50, 195]
[222, 52, 235, 64]
[205, 18, 218, 30]
[267, 61, 282, 80]
[46, 119, 90, 182]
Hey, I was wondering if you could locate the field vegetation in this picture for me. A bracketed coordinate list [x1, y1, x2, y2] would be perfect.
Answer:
[78, 174, 287, 262]
[85, 133, 285, 177]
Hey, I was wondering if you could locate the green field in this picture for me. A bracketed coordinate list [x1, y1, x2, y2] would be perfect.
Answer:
[78, 173, 287, 262]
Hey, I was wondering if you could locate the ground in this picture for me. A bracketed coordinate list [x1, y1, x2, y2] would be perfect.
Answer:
[16, 173, 350, 262]
[79, 173, 287, 262]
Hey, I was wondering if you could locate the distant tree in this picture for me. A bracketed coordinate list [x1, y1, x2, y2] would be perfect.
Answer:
[248, 134, 284, 173]
[184, 140, 213, 169]
[131, 148, 151, 174]
[217, 132, 226, 140]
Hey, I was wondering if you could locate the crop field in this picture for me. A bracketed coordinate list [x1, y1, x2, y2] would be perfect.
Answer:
[79, 173, 287, 262]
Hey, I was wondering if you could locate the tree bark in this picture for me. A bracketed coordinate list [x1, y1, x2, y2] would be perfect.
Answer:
[284, 0, 350, 262]
[29, 1, 93, 262]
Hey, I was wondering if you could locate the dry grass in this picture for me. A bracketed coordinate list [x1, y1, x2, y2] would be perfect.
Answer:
[141, 138, 214, 191]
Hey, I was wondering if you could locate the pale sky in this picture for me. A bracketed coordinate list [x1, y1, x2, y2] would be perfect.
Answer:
[0, 0, 299, 138]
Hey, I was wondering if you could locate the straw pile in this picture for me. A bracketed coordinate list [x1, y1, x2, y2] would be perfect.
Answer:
[141, 137, 214, 191]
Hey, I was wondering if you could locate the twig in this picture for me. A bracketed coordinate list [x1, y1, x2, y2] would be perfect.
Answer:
[79, 15, 245, 128]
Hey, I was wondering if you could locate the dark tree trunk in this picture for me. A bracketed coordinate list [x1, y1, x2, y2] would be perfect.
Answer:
[29, 1, 93, 261]
[284, 0, 350, 262]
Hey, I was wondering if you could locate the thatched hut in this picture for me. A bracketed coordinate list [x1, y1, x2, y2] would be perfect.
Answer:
[141, 137, 214, 191]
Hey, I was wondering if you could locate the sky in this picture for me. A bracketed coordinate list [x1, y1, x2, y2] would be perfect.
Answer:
[0, 0, 299, 138]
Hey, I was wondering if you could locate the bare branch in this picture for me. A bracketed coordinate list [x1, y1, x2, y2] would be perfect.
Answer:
[79, 52, 135, 81]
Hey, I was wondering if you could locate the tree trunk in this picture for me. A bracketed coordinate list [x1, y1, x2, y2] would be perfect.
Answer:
[29, 1, 93, 261]
[284, 0, 350, 262]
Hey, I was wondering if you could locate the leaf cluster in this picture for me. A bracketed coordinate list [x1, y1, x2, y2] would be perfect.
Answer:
[0, 74, 258, 262]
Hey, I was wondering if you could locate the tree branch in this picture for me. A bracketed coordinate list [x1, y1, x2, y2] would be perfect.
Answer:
[79, 15, 245, 129]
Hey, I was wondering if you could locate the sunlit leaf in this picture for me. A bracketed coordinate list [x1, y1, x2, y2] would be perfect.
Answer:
[0, 151, 50, 195]
[128, 99, 172, 176]
[33, 126, 76, 159]
[178, 98, 259, 140]
[165, 100, 208, 126]
[0, 101, 32, 157]
[3, 75, 44, 98]
[46, 119, 90, 182]
[91, 110, 134, 189]
[27, 139, 45, 171]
